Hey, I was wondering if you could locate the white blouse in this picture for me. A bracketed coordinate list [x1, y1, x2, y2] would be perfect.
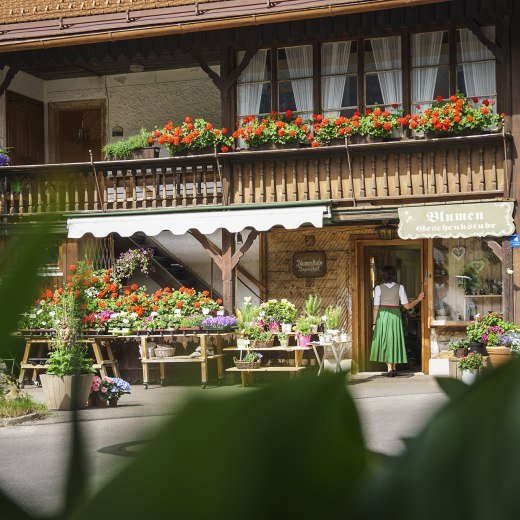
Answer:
[373, 282, 409, 306]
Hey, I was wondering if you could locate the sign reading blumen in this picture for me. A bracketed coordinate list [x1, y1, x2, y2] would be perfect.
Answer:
[292, 252, 327, 278]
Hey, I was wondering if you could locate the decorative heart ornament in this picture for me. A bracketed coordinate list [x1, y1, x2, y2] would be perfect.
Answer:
[471, 259, 486, 273]
[451, 246, 466, 260]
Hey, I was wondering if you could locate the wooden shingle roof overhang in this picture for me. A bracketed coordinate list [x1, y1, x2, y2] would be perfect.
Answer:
[0, 0, 449, 52]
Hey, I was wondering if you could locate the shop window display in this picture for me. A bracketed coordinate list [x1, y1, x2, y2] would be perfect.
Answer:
[433, 238, 502, 322]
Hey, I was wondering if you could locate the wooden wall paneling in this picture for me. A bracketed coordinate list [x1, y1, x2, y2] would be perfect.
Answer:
[422, 238, 432, 374]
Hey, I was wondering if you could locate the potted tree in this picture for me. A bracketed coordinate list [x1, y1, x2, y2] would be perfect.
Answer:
[457, 352, 484, 385]
[40, 291, 95, 410]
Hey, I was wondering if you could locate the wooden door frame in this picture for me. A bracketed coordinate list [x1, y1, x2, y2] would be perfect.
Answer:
[351, 236, 430, 374]
[48, 99, 106, 163]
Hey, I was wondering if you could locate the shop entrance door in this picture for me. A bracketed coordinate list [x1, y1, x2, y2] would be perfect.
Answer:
[356, 240, 427, 373]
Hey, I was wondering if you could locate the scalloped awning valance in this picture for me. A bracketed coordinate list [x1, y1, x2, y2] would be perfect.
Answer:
[67, 205, 328, 238]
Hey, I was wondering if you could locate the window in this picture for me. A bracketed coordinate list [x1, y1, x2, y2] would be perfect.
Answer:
[237, 49, 271, 119]
[364, 36, 402, 110]
[457, 27, 496, 106]
[433, 238, 502, 323]
[277, 45, 313, 119]
[321, 41, 358, 118]
[411, 31, 449, 112]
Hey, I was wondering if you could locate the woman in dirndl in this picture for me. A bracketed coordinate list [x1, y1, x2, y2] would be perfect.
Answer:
[370, 265, 424, 377]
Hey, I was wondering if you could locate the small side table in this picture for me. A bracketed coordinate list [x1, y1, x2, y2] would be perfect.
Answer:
[310, 341, 350, 375]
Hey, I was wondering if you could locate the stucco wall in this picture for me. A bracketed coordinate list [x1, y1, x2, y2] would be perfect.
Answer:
[44, 67, 221, 145]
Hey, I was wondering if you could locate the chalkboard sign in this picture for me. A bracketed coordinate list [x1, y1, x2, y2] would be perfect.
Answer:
[292, 251, 326, 278]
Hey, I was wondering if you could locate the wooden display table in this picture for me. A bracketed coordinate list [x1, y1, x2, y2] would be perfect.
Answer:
[139, 332, 234, 389]
[309, 340, 351, 375]
[224, 345, 310, 386]
[17, 336, 120, 388]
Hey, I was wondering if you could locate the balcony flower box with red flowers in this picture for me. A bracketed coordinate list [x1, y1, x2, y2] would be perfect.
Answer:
[152, 117, 233, 156]
[409, 94, 503, 138]
[234, 110, 309, 150]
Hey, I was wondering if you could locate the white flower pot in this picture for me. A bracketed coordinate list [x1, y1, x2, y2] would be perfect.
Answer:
[237, 338, 250, 349]
[281, 323, 293, 334]
[202, 308, 210, 315]
[310, 325, 318, 334]
[461, 369, 478, 385]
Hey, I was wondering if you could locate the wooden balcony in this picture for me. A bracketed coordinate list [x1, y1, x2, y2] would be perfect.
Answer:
[0, 133, 509, 218]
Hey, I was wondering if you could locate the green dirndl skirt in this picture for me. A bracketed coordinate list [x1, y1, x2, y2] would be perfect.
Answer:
[370, 307, 407, 364]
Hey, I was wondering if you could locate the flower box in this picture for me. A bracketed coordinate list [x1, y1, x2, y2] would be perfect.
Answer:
[234, 357, 261, 370]
[131, 147, 160, 160]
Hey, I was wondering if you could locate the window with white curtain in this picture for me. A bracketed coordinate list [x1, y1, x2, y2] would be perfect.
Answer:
[277, 45, 313, 119]
[321, 41, 358, 118]
[237, 49, 272, 119]
[411, 31, 449, 112]
[364, 36, 402, 110]
[457, 27, 496, 105]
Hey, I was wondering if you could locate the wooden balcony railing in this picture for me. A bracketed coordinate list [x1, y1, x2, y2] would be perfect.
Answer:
[0, 133, 509, 217]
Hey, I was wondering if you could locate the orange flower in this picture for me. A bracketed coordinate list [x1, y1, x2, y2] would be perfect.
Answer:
[176, 301, 183, 308]
[153, 305, 159, 311]
[111, 292, 118, 299]
[194, 302, 200, 308]
[216, 298, 223, 305]
[131, 283, 138, 291]
[202, 290, 210, 297]
[69, 265, 77, 272]
[74, 290, 80, 298]
[115, 300, 122, 308]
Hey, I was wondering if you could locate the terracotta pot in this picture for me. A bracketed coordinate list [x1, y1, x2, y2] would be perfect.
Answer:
[40, 374, 94, 411]
[454, 347, 468, 358]
[486, 346, 513, 368]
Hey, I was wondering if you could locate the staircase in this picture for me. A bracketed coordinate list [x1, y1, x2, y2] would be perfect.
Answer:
[117, 234, 222, 299]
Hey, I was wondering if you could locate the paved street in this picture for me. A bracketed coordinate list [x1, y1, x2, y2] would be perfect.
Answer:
[0, 374, 447, 517]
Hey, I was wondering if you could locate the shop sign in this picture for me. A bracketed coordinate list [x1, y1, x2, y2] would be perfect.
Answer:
[292, 251, 326, 278]
[510, 235, 520, 248]
[398, 202, 515, 239]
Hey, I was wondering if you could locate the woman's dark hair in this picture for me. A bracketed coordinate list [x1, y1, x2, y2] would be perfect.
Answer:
[380, 265, 397, 284]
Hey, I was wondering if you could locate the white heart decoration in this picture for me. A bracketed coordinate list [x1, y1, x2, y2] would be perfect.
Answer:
[451, 246, 466, 260]
[471, 260, 486, 273]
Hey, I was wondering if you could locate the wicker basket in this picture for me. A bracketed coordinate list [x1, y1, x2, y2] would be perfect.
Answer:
[234, 357, 261, 370]
[155, 346, 176, 358]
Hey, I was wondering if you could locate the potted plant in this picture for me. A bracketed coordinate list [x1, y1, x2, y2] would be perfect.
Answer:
[259, 298, 297, 333]
[448, 338, 469, 359]
[457, 352, 484, 385]
[89, 376, 131, 407]
[102, 128, 159, 160]
[234, 111, 309, 150]
[278, 332, 289, 348]
[0, 148, 11, 167]
[234, 350, 263, 370]
[154, 117, 233, 155]
[40, 292, 96, 411]
[243, 324, 273, 348]
[456, 265, 480, 295]
[294, 317, 313, 347]
[323, 305, 342, 341]
[113, 247, 154, 282]
[304, 294, 322, 333]
[481, 317, 518, 368]
[201, 315, 237, 331]
[409, 93, 503, 137]
[235, 298, 259, 348]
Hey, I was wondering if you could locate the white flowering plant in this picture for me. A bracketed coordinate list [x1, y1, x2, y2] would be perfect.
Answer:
[259, 299, 297, 324]
[107, 311, 141, 332]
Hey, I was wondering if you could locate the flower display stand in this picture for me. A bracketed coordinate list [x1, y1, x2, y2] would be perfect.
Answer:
[139, 332, 234, 389]
[17, 336, 120, 388]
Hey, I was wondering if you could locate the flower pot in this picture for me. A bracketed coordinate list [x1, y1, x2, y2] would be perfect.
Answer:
[486, 346, 513, 368]
[281, 323, 293, 334]
[108, 398, 119, 407]
[131, 147, 161, 160]
[40, 374, 94, 411]
[182, 146, 214, 156]
[252, 142, 297, 151]
[468, 342, 487, 356]
[330, 136, 363, 146]
[297, 334, 312, 347]
[461, 369, 478, 385]
[252, 340, 273, 348]
[91, 396, 109, 407]
[279, 340, 289, 349]
[364, 135, 385, 143]
[310, 325, 318, 334]
[325, 329, 341, 342]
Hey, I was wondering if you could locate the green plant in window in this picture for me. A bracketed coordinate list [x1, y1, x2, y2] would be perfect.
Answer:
[102, 128, 154, 160]
[456, 265, 480, 295]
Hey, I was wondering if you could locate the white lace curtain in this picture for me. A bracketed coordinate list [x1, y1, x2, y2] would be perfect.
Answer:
[322, 41, 352, 118]
[237, 49, 268, 117]
[411, 31, 443, 110]
[460, 27, 496, 100]
[285, 46, 313, 114]
[371, 36, 402, 106]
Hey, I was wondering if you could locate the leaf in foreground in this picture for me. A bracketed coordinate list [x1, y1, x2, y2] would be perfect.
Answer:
[72, 375, 367, 519]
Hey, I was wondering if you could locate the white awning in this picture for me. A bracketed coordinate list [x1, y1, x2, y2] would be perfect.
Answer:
[67, 205, 328, 238]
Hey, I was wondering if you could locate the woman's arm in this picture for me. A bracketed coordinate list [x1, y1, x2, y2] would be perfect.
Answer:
[372, 305, 379, 329]
[403, 291, 425, 310]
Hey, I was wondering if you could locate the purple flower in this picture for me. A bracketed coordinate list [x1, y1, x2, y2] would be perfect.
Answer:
[201, 315, 237, 328]
[0, 153, 10, 167]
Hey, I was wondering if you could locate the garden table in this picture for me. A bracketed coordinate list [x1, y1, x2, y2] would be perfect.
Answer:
[139, 332, 234, 389]
[310, 340, 351, 375]
[16, 335, 120, 387]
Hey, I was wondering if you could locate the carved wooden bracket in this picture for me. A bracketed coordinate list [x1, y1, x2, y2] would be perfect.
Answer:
[0, 67, 19, 97]
[184, 47, 256, 93]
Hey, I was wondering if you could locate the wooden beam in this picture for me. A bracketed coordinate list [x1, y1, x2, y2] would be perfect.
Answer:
[221, 229, 236, 314]
[231, 229, 258, 269]
[237, 265, 267, 294]
[464, 18, 504, 62]
[0, 67, 19, 97]
[189, 229, 223, 269]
